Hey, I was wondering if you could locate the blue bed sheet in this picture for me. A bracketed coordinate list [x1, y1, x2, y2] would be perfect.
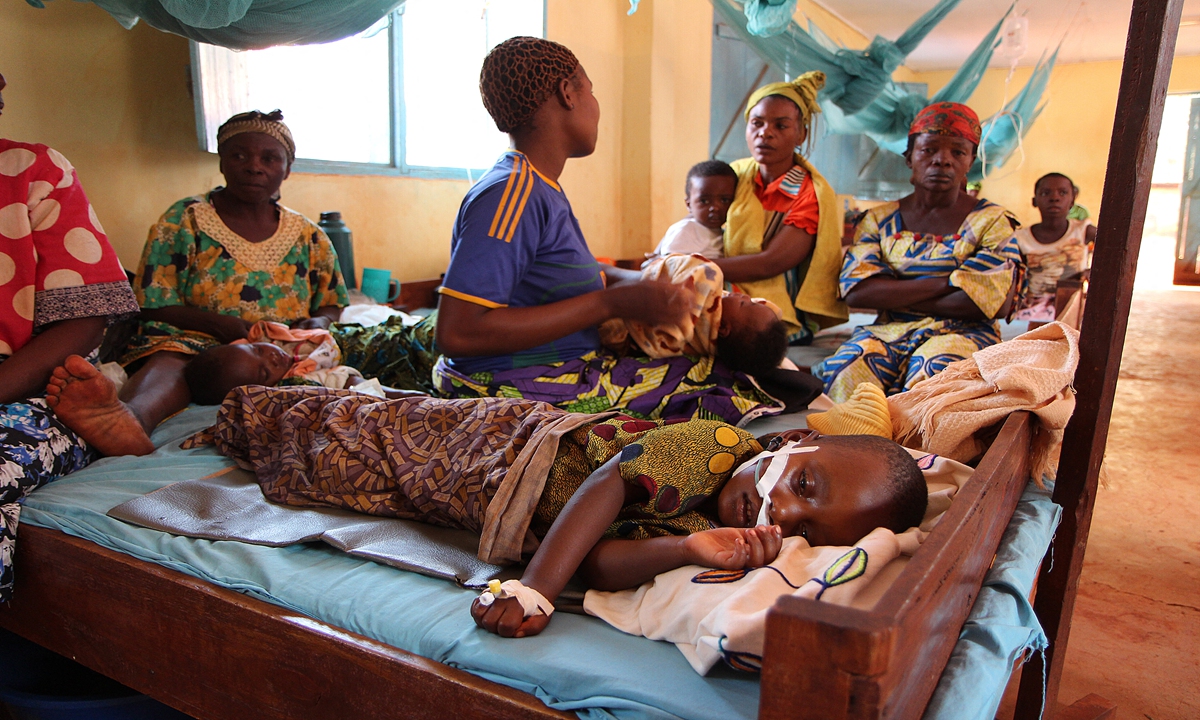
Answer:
[19, 407, 1059, 720]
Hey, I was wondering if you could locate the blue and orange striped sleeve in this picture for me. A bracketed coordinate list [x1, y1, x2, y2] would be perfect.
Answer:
[440, 156, 543, 309]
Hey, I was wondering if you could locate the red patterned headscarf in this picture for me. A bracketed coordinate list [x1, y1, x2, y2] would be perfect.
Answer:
[909, 102, 982, 146]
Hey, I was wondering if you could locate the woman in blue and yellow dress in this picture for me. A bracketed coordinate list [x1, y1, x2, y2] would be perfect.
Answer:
[812, 102, 1023, 402]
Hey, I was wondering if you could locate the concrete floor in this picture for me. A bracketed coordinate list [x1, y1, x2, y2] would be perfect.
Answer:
[1012, 233, 1200, 720]
[1049, 283, 1200, 720]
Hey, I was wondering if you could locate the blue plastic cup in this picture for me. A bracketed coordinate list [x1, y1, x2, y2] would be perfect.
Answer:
[360, 268, 400, 304]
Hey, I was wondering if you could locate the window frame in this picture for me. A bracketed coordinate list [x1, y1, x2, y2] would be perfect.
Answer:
[188, 2, 546, 179]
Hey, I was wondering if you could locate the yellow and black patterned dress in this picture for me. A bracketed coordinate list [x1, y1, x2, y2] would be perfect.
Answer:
[122, 191, 347, 365]
[535, 416, 763, 539]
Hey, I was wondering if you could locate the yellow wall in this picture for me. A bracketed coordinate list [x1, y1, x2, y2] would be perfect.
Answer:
[912, 55, 1200, 227]
[0, 0, 716, 276]
[0, 1, 474, 282]
[0, 0, 881, 277]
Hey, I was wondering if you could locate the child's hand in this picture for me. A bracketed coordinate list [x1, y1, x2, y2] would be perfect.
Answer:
[684, 525, 783, 570]
[470, 596, 551, 639]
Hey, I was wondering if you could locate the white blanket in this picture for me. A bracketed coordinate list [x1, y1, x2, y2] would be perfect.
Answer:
[583, 450, 974, 675]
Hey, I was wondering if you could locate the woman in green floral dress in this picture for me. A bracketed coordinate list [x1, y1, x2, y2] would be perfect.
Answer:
[117, 110, 347, 437]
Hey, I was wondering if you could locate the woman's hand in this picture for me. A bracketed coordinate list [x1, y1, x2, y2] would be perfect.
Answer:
[209, 314, 252, 343]
[684, 525, 783, 569]
[843, 275, 954, 311]
[437, 279, 692, 359]
[470, 596, 551, 639]
[140, 306, 250, 343]
[290, 316, 332, 330]
[715, 225, 815, 284]
[607, 280, 694, 327]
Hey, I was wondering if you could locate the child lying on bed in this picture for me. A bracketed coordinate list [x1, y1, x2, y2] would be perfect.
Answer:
[600, 253, 789, 377]
[195, 386, 926, 639]
[182, 321, 420, 404]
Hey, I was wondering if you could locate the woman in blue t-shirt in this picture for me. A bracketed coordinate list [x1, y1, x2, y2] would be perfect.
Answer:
[432, 37, 785, 425]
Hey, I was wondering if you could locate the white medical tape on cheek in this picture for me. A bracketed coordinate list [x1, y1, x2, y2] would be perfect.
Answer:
[477, 579, 555, 618]
[754, 442, 819, 527]
[732, 450, 770, 478]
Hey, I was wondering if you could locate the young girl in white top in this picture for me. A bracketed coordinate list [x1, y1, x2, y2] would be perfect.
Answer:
[1013, 173, 1097, 323]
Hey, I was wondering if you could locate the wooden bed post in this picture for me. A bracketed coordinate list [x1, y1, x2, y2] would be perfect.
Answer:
[1013, 1, 1184, 718]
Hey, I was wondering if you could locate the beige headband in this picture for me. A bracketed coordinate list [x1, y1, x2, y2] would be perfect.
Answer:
[217, 116, 296, 164]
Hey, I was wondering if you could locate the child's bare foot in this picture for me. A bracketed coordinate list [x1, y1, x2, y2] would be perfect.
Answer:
[46, 356, 155, 457]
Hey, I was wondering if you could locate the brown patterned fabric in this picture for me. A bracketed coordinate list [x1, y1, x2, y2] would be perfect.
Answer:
[479, 36, 580, 133]
[199, 386, 569, 533]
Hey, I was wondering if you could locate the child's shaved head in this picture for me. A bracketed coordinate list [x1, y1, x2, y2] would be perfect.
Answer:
[184, 342, 292, 405]
[819, 435, 927, 533]
[718, 431, 928, 545]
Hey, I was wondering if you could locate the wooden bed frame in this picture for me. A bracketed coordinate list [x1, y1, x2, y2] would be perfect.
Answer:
[0, 1, 1177, 718]
[0, 413, 1031, 720]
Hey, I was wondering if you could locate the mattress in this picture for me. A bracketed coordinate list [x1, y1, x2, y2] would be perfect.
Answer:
[19, 405, 1059, 720]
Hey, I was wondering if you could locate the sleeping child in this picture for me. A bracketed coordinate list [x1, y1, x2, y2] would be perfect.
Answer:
[1013, 172, 1096, 323]
[601, 253, 789, 377]
[183, 321, 420, 404]
[643, 160, 738, 263]
[194, 385, 927, 639]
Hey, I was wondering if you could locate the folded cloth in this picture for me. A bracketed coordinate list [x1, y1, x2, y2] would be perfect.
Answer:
[806, 382, 891, 437]
[888, 321, 1080, 484]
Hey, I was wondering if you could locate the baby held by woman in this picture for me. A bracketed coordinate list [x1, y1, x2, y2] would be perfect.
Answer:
[198, 386, 926, 639]
[601, 253, 789, 377]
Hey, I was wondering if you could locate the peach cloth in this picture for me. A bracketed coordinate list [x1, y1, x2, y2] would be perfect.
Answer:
[236, 321, 344, 379]
[888, 321, 1080, 484]
[599, 254, 724, 358]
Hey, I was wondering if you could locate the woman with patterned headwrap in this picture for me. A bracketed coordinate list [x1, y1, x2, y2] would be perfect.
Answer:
[811, 102, 1024, 402]
[432, 37, 785, 426]
[47, 110, 348, 456]
[720, 72, 849, 346]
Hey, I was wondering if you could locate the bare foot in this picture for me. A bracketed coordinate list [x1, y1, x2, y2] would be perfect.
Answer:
[46, 355, 155, 457]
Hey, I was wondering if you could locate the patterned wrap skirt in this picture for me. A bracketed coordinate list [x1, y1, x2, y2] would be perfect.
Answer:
[432, 351, 784, 428]
[191, 386, 571, 534]
[0, 398, 96, 602]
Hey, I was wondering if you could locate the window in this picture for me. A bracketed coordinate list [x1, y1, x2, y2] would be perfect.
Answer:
[190, 0, 545, 177]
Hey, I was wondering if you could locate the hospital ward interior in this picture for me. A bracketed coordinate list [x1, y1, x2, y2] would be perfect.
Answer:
[0, 0, 1197, 718]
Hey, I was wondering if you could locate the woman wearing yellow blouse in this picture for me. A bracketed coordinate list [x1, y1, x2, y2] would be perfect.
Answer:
[48, 110, 346, 456]
[718, 72, 847, 344]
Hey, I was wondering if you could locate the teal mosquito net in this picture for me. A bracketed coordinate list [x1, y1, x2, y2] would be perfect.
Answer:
[24, 0, 408, 49]
[709, 0, 1058, 182]
[32, 0, 1054, 180]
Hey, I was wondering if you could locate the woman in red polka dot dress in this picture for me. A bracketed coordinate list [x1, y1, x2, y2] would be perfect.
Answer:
[0, 71, 140, 602]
